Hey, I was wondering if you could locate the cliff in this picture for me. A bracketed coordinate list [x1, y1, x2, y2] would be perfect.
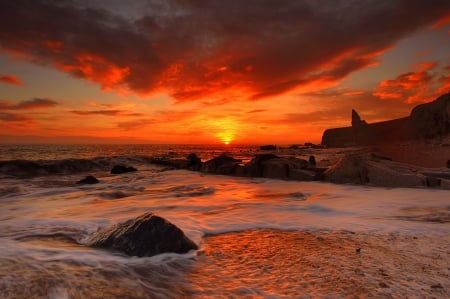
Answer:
[321, 94, 450, 147]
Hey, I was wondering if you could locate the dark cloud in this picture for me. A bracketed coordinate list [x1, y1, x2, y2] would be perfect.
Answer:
[0, 0, 449, 101]
[0, 98, 59, 110]
[70, 110, 144, 116]
[0, 74, 23, 86]
[0, 112, 31, 122]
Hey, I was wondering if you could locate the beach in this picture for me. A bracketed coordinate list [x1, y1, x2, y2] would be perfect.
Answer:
[0, 144, 449, 298]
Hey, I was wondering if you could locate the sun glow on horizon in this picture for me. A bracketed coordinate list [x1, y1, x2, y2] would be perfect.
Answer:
[213, 118, 237, 145]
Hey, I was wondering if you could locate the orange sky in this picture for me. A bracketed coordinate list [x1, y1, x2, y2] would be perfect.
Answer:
[0, 0, 449, 144]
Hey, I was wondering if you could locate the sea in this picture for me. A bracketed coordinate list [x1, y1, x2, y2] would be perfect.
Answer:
[0, 144, 448, 298]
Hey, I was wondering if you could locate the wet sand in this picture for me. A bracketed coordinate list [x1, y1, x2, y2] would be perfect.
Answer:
[1, 229, 448, 298]
[190, 229, 450, 298]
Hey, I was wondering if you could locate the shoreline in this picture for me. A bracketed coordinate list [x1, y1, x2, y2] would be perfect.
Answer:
[189, 229, 450, 298]
[1, 228, 448, 298]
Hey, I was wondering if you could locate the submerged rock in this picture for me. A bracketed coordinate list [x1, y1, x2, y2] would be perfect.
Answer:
[76, 175, 99, 185]
[110, 165, 137, 174]
[86, 212, 198, 257]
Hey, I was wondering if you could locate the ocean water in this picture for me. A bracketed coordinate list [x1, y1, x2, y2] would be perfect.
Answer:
[0, 144, 448, 298]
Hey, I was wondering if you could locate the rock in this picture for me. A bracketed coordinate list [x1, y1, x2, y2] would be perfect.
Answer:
[410, 94, 450, 139]
[111, 165, 137, 174]
[352, 109, 376, 145]
[186, 153, 202, 171]
[86, 212, 198, 257]
[364, 160, 427, 187]
[324, 153, 428, 187]
[426, 176, 441, 187]
[430, 283, 444, 289]
[259, 145, 277, 150]
[245, 155, 310, 180]
[76, 175, 99, 185]
[440, 178, 450, 190]
[321, 127, 354, 147]
[322, 94, 450, 147]
[323, 154, 370, 184]
[200, 155, 242, 175]
[290, 168, 316, 181]
[308, 155, 316, 167]
[245, 154, 279, 177]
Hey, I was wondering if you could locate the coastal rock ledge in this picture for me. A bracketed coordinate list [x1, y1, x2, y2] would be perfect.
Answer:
[86, 212, 198, 257]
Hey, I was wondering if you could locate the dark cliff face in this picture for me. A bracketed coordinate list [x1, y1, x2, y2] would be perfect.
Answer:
[410, 94, 450, 139]
[321, 94, 450, 147]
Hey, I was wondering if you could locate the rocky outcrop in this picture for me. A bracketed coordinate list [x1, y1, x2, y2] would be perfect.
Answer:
[111, 165, 137, 174]
[322, 94, 450, 147]
[352, 109, 376, 145]
[0, 159, 101, 178]
[245, 154, 311, 180]
[86, 212, 198, 257]
[76, 175, 99, 185]
[196, 153, 321, 181]
[200, 155, 242, 175]
[323, 153, 436, 187]
[260, 145, 277, 150]
[186, 153, 202, 171]
[410, 94, 450, 139]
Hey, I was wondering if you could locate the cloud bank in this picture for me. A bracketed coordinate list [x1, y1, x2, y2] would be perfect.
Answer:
[0, 0, 449, 102]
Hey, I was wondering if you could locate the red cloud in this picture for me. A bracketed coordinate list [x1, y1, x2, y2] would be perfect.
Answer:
[0, 112, 31, 122]
[0, 0, 449, 102]
[0, 98, 59, 110]
[0, 74, 22, 86]
[373, 62, 449, 103]
[70, 110, 144, 117]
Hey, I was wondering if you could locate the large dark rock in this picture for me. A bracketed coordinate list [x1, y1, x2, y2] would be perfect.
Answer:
[244, 154, 312, 180]
[87, 212, 198, 257]
[111, 165, 137, 174]
[76, 175, 99, 185]
[323, 153, 428, 187]
[352, 109, 376, 145]
[410, 94, 450, 139]
[200, 155, 242, 175]
[322, 94, 450, 147]
[187, 153, 202, 171]
[260, 145, 277, 150]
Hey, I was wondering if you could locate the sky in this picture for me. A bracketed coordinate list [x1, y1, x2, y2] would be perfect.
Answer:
[0, 0, 449, 145]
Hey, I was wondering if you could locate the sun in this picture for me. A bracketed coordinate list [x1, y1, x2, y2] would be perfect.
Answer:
[213, 118, 237, 145]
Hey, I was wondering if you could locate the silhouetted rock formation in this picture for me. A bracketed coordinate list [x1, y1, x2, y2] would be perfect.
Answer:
[87, 212, 198, 257]
[0, 159, 101, 178]
[260, 145, 277, 150]
[76, 175, 99, 185]
[200, 155, 242, 175]
[111, 165, 137, 174]
[352, 109, 376, 145]
[186, 153, 202, 171]
[322, 94, 450, 147]
[410, 95, 450, 138]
